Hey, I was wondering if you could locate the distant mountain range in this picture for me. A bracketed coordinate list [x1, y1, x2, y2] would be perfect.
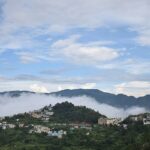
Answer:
[0, 89, 150, 109]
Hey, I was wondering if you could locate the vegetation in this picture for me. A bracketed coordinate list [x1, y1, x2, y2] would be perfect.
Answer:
[0, 102, 150, 150]
[51, 102, 104, 123]
[0, 124, 150, 150]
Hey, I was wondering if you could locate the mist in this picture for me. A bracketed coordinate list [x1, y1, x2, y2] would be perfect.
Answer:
[0, 94, 149, 118]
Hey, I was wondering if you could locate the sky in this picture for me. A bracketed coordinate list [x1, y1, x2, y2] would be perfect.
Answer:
[0, 0, 150, 96]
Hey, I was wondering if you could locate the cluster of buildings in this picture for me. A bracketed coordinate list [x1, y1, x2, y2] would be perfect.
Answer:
[130, 115, 143, 122]
[129, 114, 150, 125]
[98, 117, 122, 126]
[98, 114, 150, 126]
[143, 114, 150, 125]
[0, 118, 30, 130]
[29, 125, 50, 134]
[69, 123, 92, 130]
[0, 117, 5, 121]
[29, 124, 67, 138]
[48, 130, 67, 139]
[0, 122, 16, 130]
[29, 105, 54, 121]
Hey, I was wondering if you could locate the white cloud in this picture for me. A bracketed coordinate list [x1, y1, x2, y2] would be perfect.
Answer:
[30, 84, 49, 93]
[1, 0, 150, 46]
[0, 94, 149, 118]
[15, 51, 50, 64]
[81, 83, 96, 89]
[97, 58, 150, 75]
[51, 36, 119, 64]
[2, 0, 149, 28]
[135, 29, 150, 46]
[115, 81, 150, 97]
[0, 94, 148, 118]
[0, 76, 98, 93]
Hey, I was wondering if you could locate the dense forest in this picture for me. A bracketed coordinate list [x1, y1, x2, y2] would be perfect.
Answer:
[51, 102, 105, 123]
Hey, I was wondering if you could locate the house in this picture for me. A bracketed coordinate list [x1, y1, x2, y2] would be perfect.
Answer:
[19, 123, 24, 128]
[41, 116, 49, 122]
[29, 125, 50, 134]
[143, 114, 150, 125]
[31, 112, 42, 119]
[107, 118, 121, 125]
[2, 125, 6, 130]
[7, 124, 16, 128]
[106, 118, 116, 125]
[80, 124, 92, 130]
[130, 116, 138, 121]
[0, 123, 6, 130]
[130, 115, 143, 122]
[98, 117, 121, 126]
[16, 119, 19, 122]
[44, 111, 54, 116]
[0, 122, 15, 129]
[48, 130, 67, 139]
[0, 117, 4, 121]
[98, 118, 107, 125]
[122, 124, 128, 129]
[143, 118, 150, 125]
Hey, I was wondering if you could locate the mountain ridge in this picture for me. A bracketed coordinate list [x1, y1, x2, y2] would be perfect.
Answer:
[0, 89, 150, 109]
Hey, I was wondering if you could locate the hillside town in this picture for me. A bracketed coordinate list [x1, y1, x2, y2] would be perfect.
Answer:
[29, 105, 54, 121]
[0, 104, 150, 140]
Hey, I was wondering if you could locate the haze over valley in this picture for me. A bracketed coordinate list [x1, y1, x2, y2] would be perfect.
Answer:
[0, 89, 149, 118]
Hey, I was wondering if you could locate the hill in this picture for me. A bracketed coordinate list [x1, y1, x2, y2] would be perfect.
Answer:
[0, 102, 150, 150]
[51, 102, 105, 123]
[4, 102, 105, 124]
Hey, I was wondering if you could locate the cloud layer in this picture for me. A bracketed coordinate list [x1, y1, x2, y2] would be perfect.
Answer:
[0, 94, 148, 118]
[1, 0, 150, 47]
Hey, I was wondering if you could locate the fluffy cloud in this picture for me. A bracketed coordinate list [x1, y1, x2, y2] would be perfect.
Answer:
[115, 81, 150, 97]
[51, 35, 119, 64]
[81, 83, 96, 89]
[30, 84, 49, 93]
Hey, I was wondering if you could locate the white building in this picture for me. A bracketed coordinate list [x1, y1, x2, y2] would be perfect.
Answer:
[48, 130, 67, 139]
[30, 125, 50, 134]
[7, 124, 16, 128]
[143, 115, 150, 125]
[0, 122, 15, 129]
[98, 117, 121, 126]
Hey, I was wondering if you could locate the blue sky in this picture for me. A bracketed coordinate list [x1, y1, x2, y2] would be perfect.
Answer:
[0, 0, 150, 96]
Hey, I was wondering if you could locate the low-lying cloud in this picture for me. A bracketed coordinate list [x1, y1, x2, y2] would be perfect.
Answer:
[0, 94, 149, 118]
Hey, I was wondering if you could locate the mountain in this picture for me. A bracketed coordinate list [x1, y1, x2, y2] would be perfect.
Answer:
[0, 91, 35, 97]
[0, 89, 150, 109]
[51, 89, 150, 109]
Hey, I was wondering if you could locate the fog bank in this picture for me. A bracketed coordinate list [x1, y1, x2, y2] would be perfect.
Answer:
[0, 94, 149, 118]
